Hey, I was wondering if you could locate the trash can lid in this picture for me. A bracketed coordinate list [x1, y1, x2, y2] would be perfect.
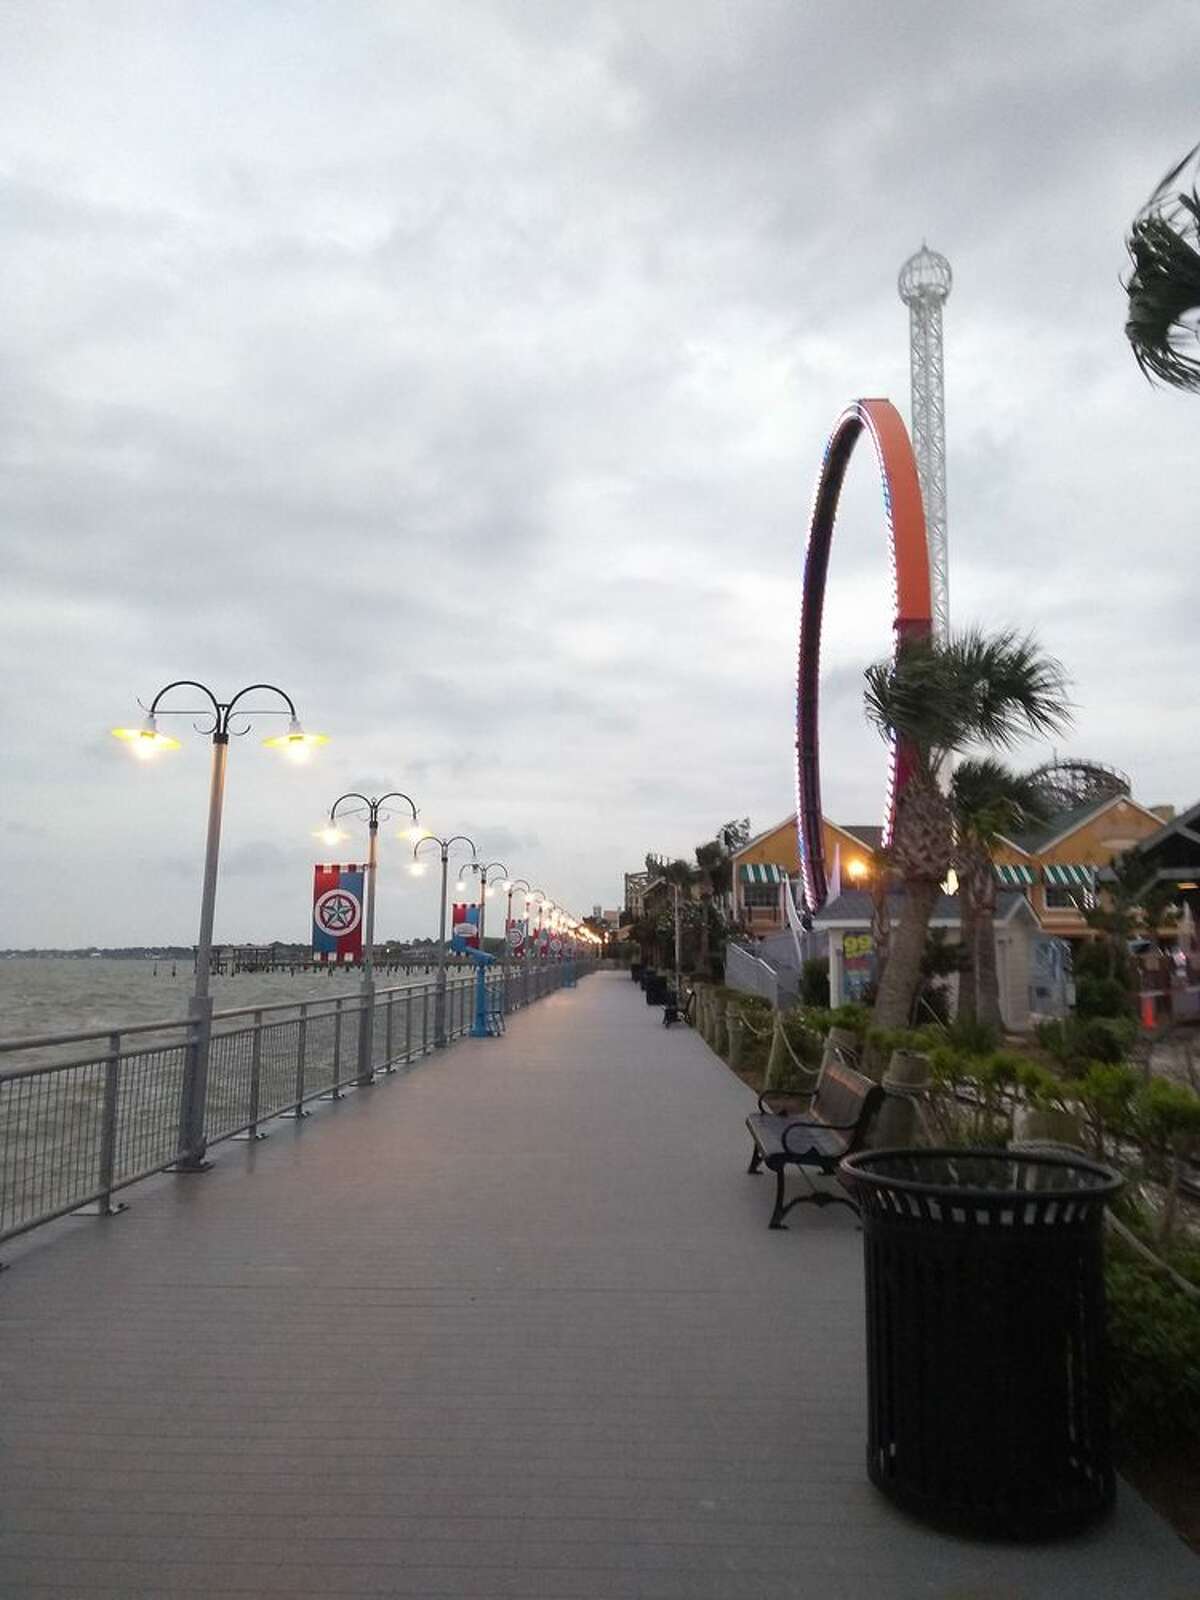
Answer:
[840, 1146, 1123, 1203]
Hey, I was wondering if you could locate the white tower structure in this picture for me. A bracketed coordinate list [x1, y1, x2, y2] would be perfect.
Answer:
[898, 245, 952, 642]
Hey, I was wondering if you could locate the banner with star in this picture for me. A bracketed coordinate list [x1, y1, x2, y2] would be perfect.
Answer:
[312, 864, 365, 963]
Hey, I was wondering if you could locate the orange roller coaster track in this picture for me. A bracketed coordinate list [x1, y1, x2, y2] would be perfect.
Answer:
[796, 398, 933, 913]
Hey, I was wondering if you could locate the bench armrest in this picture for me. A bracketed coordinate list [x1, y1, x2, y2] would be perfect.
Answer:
[780, 1116, 862, 1155]
[756, 1084, 817, 1115]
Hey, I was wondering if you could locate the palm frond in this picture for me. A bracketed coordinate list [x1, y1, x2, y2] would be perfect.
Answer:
[1125, 140, 1200, 390]
[950, 756, 1052, 846]
[863, 628, 1071, 767]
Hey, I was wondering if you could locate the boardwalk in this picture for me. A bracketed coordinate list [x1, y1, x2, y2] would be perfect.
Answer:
[1, 972, 1196, 1599]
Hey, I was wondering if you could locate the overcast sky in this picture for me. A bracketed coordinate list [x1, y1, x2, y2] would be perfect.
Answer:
[3, 0, 1199, 946]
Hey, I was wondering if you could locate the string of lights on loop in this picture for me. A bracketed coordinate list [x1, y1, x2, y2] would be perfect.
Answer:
[795, 398, 933, 914]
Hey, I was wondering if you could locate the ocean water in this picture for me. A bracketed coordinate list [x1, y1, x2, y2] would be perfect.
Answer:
[0, 957, 436, 1045]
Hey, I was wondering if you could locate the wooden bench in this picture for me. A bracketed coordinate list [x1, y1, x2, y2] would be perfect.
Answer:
[745, 1059, 885, 1229]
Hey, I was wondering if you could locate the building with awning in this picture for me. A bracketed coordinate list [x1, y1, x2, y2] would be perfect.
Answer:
[731, 815, 881, 934]
[992, 789, 1170, 937]
[738, 863, 789, 886]
[994, 864, 1036, 888]
[731, 793, 1174, 941]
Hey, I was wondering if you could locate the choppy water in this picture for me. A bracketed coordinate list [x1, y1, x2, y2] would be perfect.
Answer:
[0, 957, 436, 1045]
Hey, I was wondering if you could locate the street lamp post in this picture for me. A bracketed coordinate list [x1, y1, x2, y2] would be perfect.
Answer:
[321, 791, 419, 1086]
[112, 680, 326, 1169]
[506, 879, 533, 951]
[411, 832, 477, 1047]
[459, 860, 509, 952]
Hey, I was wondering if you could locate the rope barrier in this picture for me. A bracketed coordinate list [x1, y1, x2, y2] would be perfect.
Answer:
[1105, 1212, 1200, 1302]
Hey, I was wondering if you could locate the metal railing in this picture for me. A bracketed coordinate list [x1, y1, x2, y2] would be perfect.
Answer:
[725, 943, 798, 1008]
[0, 959, 592, 1248]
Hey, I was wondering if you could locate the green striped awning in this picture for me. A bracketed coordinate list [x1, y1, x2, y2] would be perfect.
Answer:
[1043, 863, 1098, 888]
[994, 864, 1036, 887]
[738, 863, 788, 885]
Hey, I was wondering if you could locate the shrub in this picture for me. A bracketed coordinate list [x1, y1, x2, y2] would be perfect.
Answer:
[1036, 1014, 1136, 1068]
[800, 956, 830, 1008]
[1077, 1015, 1138, 1063]
[1076, 974, 1135, 1020]
[946, 1017, 1000, 1057]
[1132, 1076, 1200, 1151]
[1106, 1248, 1200, 1459]
[795, 1003, 869, 1040]
[1076, 1062, 1139, 1146]
[780, 1012, 824, 1067]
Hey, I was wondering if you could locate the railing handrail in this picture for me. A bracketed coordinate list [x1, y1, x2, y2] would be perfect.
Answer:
[0, 969, 481, 1056]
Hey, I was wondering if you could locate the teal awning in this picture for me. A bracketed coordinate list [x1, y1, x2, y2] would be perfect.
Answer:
[739, 863, 788, 885]
[995, 864, 1036, 887]
[1043, 863, 1098, 888]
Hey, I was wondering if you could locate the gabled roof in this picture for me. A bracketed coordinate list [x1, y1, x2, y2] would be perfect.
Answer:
[732, 814, 883, 859]
[732, 814, 796, 857]
[1012, 791, 1166, 855]
[1130, 797, 1200, 856]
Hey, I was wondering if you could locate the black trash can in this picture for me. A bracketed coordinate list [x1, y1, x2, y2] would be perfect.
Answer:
[644, 973, 668, 1005]
[839, 1147, 1123, 1539]
[631, 963, 644, 985]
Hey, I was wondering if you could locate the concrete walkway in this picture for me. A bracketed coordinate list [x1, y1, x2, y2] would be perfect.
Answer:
[1, 972, 1196, 1599]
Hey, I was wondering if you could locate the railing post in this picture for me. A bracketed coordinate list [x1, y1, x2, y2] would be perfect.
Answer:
[355, 986, 375, 1089]
[290, 1004, 310, 1117]
[383, 992, 396, 1073]
[422, 985, 430, 1053]
[238, 1011, 266, 1140]
[405, 990, 414, 1064]
[96, 1032, 125, 1216]
[330, 997, 344, 1099]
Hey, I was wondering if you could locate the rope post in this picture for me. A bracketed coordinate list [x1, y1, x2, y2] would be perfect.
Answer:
[872, 1050, 934, 1147]
[712, 996, 728, 1057]
[763, 1012, 789, 1091]
[727, 1009, 744, 1070]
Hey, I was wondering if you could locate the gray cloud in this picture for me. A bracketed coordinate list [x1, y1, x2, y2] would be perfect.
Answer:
[2, 0, 1199, 944]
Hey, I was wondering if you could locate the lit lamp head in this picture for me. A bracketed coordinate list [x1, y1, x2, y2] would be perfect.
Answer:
[315, 823, 346, 849]
[263, 716, 329, 764]
[401, 823, 426, 842]
[846, 858, 868, 883]
[454, 878, 467, 893]
[409, 861, 426, 877]
[111, 714, 181, 760]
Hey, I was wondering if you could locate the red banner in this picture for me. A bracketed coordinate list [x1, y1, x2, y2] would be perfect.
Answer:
[312, 864, 365, 964]
[506, 918, 526, 956]
[452, 903, 480, 947]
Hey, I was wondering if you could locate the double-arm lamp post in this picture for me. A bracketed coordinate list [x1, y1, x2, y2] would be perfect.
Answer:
[411, 832, 477, 1047]
[506, 879, 534, 955]
[320, 791, 420, 1086]
[458, 859, 510, 953]
[112, 680, 327, 1169]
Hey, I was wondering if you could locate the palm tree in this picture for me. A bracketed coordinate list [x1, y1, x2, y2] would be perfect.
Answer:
[951, 758, 1050, 1028]
[694, 818, 749, 976]
[864, 629, 1070, 1029]
[1125, 140, 1200, 390]
[660, 857, 700, 987]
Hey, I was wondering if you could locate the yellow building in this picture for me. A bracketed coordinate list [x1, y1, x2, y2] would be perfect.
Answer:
[732, 816, 880, 934]
[733, 791, 1171, 942]
[992, 791, 1171, 938]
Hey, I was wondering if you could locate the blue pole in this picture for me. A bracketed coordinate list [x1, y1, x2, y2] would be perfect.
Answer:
[470, 961, 490, 1037]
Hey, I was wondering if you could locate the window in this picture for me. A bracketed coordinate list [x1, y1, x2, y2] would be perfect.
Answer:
[742, 883, 780, 909]
[1045, 886, 1095, 912]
